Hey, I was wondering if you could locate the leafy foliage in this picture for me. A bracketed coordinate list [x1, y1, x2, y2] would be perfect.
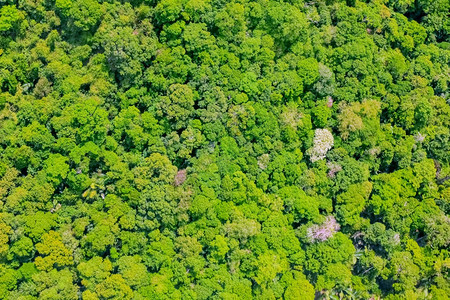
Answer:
[0, 0, 448, 298]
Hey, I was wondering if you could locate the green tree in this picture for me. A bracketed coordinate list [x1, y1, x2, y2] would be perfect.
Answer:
[0, 5, 24, 33]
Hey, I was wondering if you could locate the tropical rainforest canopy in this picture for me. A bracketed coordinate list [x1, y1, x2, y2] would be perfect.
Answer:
[0, 0, 449, 298]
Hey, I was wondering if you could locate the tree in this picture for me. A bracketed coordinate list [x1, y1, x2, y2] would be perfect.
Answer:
[157, 84, 195, 130]
[316, 263, 353, 291]
[0, 217, 11, 259]
[56, 0, 102, 31]
[23, 212, 57, 242]
[0, 6, 24, 33]
[93, 274, 133, 300]
[284, 277, 315, 300]
[336, 181, 372, 229]
[308, 128, 334, 163]
[43, 154, 69, 187]
[34, 231, 73, 271]
[32, 269, 78, 300]
[116, 255, 149, 289]
[254, 251, 289, 287]
[384, 252, 420, 293]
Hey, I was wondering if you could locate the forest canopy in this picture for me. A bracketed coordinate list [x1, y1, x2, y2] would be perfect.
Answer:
[0, 0, 449, 299]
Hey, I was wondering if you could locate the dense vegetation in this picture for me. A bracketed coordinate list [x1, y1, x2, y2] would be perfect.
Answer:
[0, 0, 449, 298]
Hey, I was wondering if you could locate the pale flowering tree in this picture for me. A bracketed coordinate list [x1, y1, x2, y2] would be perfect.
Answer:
[326, 162, 342, 178]
[307, 216, 340, 243]
[414, 132, 426, 143]
[309, 128, 334, 162]
[257, 154, 270, 170]
[174, 169, 187, 186]
[326, 96, 333, 108]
